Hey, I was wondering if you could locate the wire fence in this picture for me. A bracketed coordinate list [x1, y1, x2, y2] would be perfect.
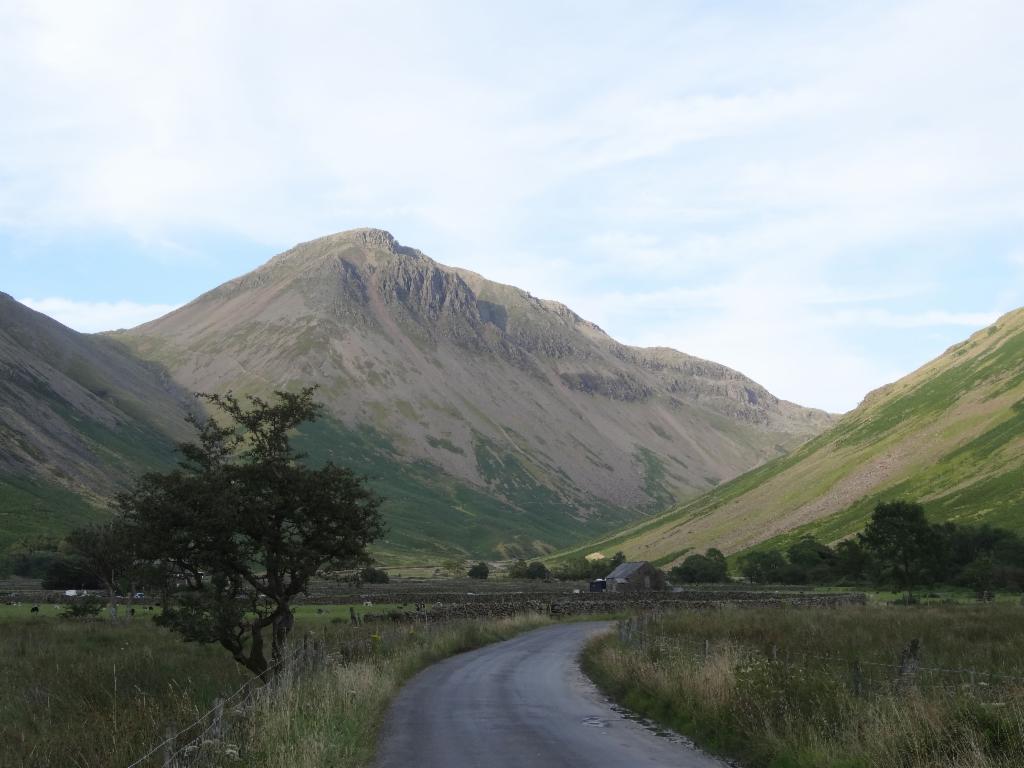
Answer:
[619, 613, 1024, 700]
[125, 622, 405, 768]
[124, 617, 465, 768]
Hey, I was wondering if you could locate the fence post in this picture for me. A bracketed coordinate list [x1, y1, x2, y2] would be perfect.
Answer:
[851, 660, 863, 698]
[162, 726, 176, 767]
[704, 638, 710, 661]
[897, 639, 920, 690]
[212, 697, 225, 740]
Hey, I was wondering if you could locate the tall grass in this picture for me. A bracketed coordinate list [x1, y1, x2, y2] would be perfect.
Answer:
[583, 604, 1024, 768]
[0, 616, 249, 768]
[235, 614, 552, 768]
[0, 610, 552, 768]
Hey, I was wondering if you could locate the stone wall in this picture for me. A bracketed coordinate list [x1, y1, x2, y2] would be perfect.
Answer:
[359, 590, 867, 624]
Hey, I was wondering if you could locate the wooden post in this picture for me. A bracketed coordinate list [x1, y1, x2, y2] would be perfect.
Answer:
[851, 660, 863, 698]
[212, 697, 225, 740]
[898, 639, 920, 690]
[704, 638, 710, 661]
[163, 726, 176, 767]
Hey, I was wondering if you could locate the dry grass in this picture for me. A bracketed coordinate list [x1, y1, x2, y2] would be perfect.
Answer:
[234, 614, 553, 768]
[583, 605, 1024, 768]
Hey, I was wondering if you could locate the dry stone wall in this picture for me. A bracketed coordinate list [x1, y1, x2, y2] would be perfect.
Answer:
[358, 590, 867, 624]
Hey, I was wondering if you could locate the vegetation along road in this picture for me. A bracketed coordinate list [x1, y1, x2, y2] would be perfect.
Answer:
[375, 621, 725, 768]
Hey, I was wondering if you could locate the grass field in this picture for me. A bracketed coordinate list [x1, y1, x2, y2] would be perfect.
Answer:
[584, 603, 1024, 768]
[0, 603, 551, 768]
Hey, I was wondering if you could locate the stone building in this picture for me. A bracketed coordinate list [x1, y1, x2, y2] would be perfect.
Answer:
[605, 561, 665, 592]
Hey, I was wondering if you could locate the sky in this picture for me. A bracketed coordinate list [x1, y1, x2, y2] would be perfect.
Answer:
[2, 1, 1023, 413]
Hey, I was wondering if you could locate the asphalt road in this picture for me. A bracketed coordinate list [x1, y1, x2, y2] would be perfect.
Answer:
[375, 621, 728, 768]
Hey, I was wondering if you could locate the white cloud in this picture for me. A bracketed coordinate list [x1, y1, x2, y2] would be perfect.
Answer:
[19, 297, 179, 333]
[2, 1, 1024, 412]
[825, 309, 1000, 329]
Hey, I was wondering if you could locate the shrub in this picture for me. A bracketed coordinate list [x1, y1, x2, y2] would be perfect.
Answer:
[467, 562, 489, 579]
[670, 549, 729, 584]
[358, 566, 390, 584]
[59, 595, 106, 619]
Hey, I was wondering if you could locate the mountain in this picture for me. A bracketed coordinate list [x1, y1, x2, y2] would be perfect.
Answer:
[564, 308, 1024, 566]
[0, 293, 193, 551]
[108, 228, 833, 560]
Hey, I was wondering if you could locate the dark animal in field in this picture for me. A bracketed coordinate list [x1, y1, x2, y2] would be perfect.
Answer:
[30, 605, 39, 613]
[316, 607, 325, 614]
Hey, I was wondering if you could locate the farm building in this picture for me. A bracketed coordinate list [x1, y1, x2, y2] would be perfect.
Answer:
[604, 561, 665, 592]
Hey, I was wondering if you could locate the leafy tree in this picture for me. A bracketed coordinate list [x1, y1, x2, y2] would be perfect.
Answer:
[960, 556, 996, 594]
[833, 539, 870, 582]
[41, 556, 103, 591]
[739, 550, 786, 584]
[357, 566, 390, 584]
[4, 536, 62, 578]
[65, 520, 138, 620]
[669, 548, 729, 584]
[525, 561, 550, 580]
[787, 537, 836, 580]
[467, 561, 490, 579]
[859, 500, 938, 601]
[608, 551, 626, 570]
[120, 388, 384, 678]
[508, 559, 530, 579]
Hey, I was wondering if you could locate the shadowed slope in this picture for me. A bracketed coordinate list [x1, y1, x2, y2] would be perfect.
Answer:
[0, 293, 193, 549]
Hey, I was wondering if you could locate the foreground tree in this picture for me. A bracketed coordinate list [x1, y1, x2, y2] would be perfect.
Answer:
[120, 387, 384, 677]
[467, 561, 489, 579]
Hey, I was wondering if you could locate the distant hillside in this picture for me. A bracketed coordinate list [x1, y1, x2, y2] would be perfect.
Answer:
[563, 308, 1024, 566]
[0, 293, 192, 551]
[109, 228, 834, 560]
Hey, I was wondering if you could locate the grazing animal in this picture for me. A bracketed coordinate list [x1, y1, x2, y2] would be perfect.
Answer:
[316, 607, 325, 615]
[30, 605, 39, 613]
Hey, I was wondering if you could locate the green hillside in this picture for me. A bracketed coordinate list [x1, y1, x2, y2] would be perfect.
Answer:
[559, 308, 1024, 566]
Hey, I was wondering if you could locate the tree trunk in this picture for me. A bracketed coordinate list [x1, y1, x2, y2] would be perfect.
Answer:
[271, 605, 294, 670]
[225, 622, 269, 679]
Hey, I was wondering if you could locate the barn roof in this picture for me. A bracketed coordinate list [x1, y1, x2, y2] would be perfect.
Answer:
[606, 561, 649, 580]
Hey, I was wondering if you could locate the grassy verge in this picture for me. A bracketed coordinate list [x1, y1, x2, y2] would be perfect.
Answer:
[582, 605, 1024, 768]
[0, 607, 553, 768]
[233, 614, 553, 767]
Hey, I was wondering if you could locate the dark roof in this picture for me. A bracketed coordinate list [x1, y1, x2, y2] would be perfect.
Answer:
[606, 561, 650, 580]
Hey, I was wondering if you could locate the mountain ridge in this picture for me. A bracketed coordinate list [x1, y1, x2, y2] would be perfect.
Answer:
[108, 228, 834, 558]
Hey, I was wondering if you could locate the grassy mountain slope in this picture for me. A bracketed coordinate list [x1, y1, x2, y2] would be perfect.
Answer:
[0, 293, 193, 551]
[561, 308, 1024, 566]
[111, 228, 834, 559]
